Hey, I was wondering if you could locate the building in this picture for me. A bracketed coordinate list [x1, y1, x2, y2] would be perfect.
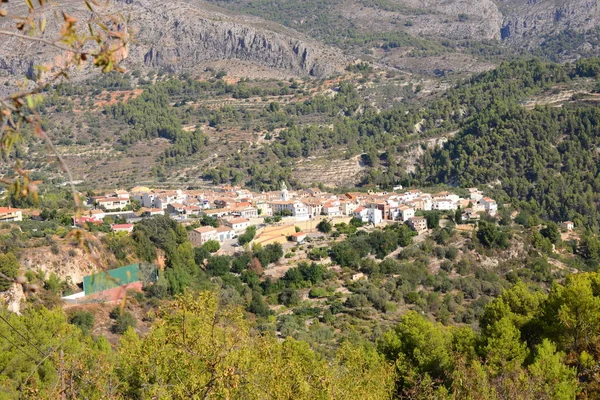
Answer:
[188, 226, 218, 246]
[468, 188, 484, 201]
[322, 201, 342, 216]
[224, 217, 250, 232]
[561, 221, 574, 231]
[141, 208, 164, 217]
[0, 207, 23, 222]
[268, 201, 309, 220]
[408, 217, 428, 233]
[167, 203, 186, 215]
[95, 197, 129, 211]
[111, 224, 134, 233]
[216, 226, 235, 242]
[290, 232, 307, 243]
[479, 197, 498, 216]
[233, 207, 258, 219]
[432, 199, 458, 211]
[461, 208, 481, 222]
[73, 216, 102, 227]
[397, 205, 416, 222]
[367, 208, 383, 226]
[202, 208, 231, 218]
[353, 207, 369, 222]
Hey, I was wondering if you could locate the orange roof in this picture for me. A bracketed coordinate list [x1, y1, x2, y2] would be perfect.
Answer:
[193, 226, 217, 234]
[112, 224, 133, 229]
[0, 207, 21, 214]
[227, 217, 249, 224]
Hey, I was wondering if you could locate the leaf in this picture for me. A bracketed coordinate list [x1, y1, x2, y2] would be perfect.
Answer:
[84, 0, 94, 12]
[0, 9, 7, 17]
[25, 0, 33, 12]
[25, 95, 35, 110]
[39, 17, 46, 33]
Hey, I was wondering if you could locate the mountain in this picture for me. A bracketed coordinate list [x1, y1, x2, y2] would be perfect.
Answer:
[0, 0, 346, 91]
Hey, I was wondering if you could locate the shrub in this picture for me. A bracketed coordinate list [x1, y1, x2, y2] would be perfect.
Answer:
[69, 311, 95, 333]
[112, 311, 137, 334]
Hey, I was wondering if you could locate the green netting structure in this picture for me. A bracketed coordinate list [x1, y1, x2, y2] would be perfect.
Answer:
[83, 263, 157, 295]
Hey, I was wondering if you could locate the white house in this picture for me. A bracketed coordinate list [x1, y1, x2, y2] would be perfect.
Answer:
[322, 201, 342, 217]
[561, 221, 574, 231]
[224, 217, 250, 232]
[352, 206, 369, 223]
[367, 208, 383, 226]
[216, 226, 236, 242]
[188, 226, 218, 246]
[111, 224, 134, 233]
[398, 205, 416, 222]
[268, 201, 309, 219]
[0, 207, 22, 222]
[433, 199, 458, 211]
[479, 197, 498, 216]
[96, 197, 129, 211]
[468, 188, 484, 201]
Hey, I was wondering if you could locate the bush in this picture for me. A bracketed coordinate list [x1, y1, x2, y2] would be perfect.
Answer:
[69, 311, 95, 333]
[278, 288, 300, 306]
[316, 219, 332, 234]
[309, 287, 328, 298]
[112, 311, 137, 334]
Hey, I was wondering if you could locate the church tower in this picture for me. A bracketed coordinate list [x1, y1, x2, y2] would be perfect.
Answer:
[281, 181, 289, 201]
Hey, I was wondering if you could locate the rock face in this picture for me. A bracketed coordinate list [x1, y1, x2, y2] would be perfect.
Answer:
[124, 0, 344, 77]
[342, 0, 503, 41]
[499, 0, 600, 42]
[0, 284, 25, 315]
[0, 0, 344, 86]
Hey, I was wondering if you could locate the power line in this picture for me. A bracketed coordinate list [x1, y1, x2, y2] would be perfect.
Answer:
[0, 330, 38, 362]
[0, 314, 47, 357]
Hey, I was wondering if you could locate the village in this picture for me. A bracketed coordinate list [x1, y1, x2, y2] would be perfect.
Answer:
[63, 183, 503, 250]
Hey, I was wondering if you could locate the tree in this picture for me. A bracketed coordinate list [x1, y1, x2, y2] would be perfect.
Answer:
[350, 217, 364, 227]
[378, 311, 453, 392]
[317, 219, 332, 234]
[540, 222, 560, 244]
[528, 340, 578, 399]
[0, 252, 19, 291]
[278, 288, 300, 307]
[203, 240, 221, 253]
[207, 256, 232, 277]
[424, 212, 440, 229]
[455, 207, 463, 224]
[238, 226, 257, 245]
[477, 221, 509, 249]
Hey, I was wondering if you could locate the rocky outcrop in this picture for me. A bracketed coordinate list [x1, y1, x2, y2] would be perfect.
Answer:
[0, 284, 25, 315]
[499, 0, 600, 42]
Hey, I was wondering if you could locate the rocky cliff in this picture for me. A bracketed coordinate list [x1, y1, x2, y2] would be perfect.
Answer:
[499, 0, 600, 42]
[0, 0, 345, 86]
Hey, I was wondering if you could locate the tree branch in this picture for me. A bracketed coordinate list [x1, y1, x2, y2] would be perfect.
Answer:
[0, 30, 89, 56]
